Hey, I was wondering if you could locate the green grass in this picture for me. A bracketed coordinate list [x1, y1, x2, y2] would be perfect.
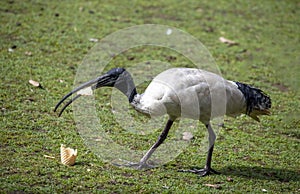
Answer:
[1, 0, 299, 193]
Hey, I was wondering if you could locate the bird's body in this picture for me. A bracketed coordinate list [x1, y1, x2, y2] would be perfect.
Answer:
[132, 68, 248, 122]
[55, 67, 271, 176]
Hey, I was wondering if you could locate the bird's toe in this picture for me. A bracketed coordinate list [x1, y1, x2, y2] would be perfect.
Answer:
[136, 162, 155, 170]
[179, 167, 220, 177]
[113, 161, 154, 170]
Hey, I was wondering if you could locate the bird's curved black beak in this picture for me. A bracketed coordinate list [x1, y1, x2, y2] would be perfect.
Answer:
[54, 73, 113, 117]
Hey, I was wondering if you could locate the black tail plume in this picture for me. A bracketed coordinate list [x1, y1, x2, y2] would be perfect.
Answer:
[235, 82, 271, 117]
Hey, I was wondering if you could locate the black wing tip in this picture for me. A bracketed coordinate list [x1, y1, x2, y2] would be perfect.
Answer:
[235, 81, 271, 115]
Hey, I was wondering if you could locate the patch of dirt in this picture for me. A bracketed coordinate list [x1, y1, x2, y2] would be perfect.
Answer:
[272, 83, 289, 92]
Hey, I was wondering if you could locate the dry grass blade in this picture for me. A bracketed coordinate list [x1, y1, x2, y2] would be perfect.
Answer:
[204, 183, 222, 189]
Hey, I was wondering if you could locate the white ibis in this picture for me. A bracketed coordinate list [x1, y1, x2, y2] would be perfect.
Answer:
[54, 67, 271, 176]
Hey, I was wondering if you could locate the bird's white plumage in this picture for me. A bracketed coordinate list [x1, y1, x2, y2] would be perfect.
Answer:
[133, 68, 246, 123]
[225, 80, 247, 116]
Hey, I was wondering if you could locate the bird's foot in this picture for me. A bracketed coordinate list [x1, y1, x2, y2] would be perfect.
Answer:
[179, 167, 220, 177]
[113, 161, 154, 170]
[127, 162, 154, 170]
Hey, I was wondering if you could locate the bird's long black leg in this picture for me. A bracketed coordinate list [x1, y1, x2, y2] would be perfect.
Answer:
[179, 123, 220, 176]
[137, 119, 174, 169]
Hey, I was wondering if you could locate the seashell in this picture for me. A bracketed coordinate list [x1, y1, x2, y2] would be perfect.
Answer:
[60, 144, 77, 166]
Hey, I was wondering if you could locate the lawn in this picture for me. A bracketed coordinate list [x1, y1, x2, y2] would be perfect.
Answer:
[1, 0, 299, 193]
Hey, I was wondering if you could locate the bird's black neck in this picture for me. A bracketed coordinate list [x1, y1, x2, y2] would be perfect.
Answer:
[114, 70, 138, 103]
[128, 88, 138, 103]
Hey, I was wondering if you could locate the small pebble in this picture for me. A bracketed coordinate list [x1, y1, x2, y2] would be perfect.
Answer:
[182, 132, 194, 141]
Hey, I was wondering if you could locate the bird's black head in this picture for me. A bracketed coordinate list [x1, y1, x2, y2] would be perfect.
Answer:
[93, 67, 126, 88]
[54, 67, 137, 116]
[107, 67, 126, 76]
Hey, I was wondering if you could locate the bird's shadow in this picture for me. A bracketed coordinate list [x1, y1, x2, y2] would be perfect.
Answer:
[218, 165, 299, 182]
